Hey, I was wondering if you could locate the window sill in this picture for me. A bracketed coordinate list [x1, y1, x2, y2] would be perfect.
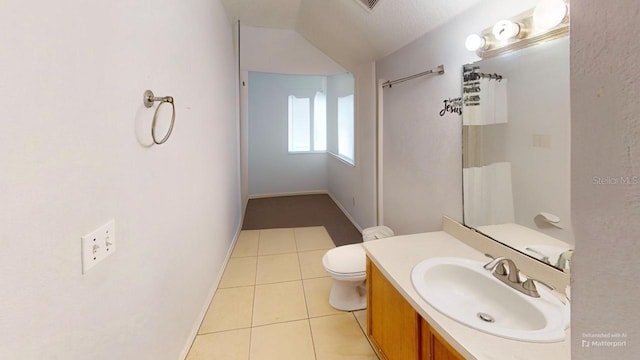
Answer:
[328, 152, 355, 167]
[288, 151, 327, 155]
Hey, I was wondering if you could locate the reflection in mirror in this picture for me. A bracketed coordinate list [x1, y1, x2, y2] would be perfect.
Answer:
[462, 36, 573, 272]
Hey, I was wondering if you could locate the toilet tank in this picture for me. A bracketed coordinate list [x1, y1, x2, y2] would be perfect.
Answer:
[362, 226, 394, 242]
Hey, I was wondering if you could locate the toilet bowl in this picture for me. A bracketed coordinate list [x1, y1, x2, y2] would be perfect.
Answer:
[322, 226, 394, 311]
[322, 244, 367, 311]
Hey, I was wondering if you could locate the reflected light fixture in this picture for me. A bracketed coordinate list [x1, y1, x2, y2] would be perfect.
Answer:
[464, 0, 569, 58]
[533, 0, 568, 30]
[465, 34, 487, 52]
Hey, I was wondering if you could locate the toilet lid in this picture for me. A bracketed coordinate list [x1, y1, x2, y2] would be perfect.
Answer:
[323, 244, 366, 274]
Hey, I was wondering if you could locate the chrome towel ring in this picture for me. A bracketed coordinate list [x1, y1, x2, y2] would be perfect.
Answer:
[143, 90, 175, 145]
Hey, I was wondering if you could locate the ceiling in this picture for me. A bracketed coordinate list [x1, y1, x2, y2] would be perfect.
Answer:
[221, 0, 482, 69]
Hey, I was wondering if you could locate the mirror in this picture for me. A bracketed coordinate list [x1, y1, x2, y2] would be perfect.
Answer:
[461, 36, 573, 272]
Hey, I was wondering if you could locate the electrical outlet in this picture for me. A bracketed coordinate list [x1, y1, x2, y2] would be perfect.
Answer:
[81, 219, 116, 274]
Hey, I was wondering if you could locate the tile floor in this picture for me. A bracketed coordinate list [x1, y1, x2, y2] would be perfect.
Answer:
[186, 226, 379, 360]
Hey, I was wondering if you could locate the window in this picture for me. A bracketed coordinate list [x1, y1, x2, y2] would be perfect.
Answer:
[285, 73, 354, 165]
[337, 94, 355, 163]
[288, 92, 327, 153]
[287, 96, 311, 152]
[313, 92, 327, 151]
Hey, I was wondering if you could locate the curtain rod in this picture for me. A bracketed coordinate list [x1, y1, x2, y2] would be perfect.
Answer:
[382, 64, 445, 88]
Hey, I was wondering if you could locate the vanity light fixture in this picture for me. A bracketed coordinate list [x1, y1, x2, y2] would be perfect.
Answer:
[492, 20, 521, 41]
[533, 0, 568, 30]
[464, 0, 569, 59]
[464, 34, 488, 52]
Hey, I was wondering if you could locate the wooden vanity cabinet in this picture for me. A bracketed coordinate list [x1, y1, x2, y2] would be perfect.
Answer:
[421, 319, 465, 360]
[367, 258, 420, 359]
[367, 258, 465, 360]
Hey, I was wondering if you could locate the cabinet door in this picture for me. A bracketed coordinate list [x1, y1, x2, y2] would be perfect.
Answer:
[367, 258, 420, 360]
[420, 318, 465, 360]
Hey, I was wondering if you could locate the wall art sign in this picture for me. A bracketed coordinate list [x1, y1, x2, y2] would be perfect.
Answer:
[440, 97, 462, 116]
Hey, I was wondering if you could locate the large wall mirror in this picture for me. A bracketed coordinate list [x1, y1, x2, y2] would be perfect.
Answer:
[461, 35, 573, 272]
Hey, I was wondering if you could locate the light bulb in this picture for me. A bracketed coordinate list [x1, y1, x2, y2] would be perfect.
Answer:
[533, 0, 568, 30]
[492, 20, 520, 41]
[465, 34, 486, 52]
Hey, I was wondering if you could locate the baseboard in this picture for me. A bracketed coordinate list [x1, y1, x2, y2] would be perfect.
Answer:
[241, 195, 249, 229]
[248, 190, 329, 199]
[327, 192, 364, 233]
[179, 225, 243, 360]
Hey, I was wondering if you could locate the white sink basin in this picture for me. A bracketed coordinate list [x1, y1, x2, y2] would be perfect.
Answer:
[411, 257, 569, 342]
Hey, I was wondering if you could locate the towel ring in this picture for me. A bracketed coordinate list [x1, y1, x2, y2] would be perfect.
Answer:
[143, 90, 175, 145]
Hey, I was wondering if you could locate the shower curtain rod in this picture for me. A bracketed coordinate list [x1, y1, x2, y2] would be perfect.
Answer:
[382, 64, 445, 88]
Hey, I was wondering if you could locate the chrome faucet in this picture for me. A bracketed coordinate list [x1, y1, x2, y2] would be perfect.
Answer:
[484, 256, 521, 283]
[483, 256, 542, 298]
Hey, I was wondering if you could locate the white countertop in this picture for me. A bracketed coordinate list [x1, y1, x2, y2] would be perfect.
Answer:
[363, 231, 571, 360]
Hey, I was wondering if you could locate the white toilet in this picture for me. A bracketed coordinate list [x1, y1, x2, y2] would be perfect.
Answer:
[322, 226, 394, 311]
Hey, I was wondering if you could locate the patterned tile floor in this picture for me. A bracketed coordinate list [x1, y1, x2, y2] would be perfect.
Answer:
[186, 227, 378, 360]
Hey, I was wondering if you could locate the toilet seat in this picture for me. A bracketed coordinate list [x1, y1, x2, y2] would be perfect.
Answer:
[324, 267, 366, 280]
[322, 244, 366, 277]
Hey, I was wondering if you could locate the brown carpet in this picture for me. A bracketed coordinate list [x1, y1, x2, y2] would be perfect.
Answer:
[242, 194, 362, 247]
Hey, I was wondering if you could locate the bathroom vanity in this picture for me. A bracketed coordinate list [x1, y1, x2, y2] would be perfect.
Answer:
[367, 258, 464, 360]
[363, 218, 570, 360]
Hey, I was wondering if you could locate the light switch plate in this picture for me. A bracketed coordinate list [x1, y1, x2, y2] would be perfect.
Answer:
[81, 219, 116, 274]
[532, 134, 551, 148]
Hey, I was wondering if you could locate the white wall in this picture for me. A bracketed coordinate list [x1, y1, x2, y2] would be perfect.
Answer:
[240, 26, 346, 75]
[571, 0, 640, 358]
[0, 1, 240, 359]
[327, 62, 378, 230]
[240, 26, 377, 230]
[326, 73, 356, 156]
[239, 25, 345, 203]
[241, 70, 250, 208]
[247, 72, 328, 196]
[375, 0, 537, 235]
